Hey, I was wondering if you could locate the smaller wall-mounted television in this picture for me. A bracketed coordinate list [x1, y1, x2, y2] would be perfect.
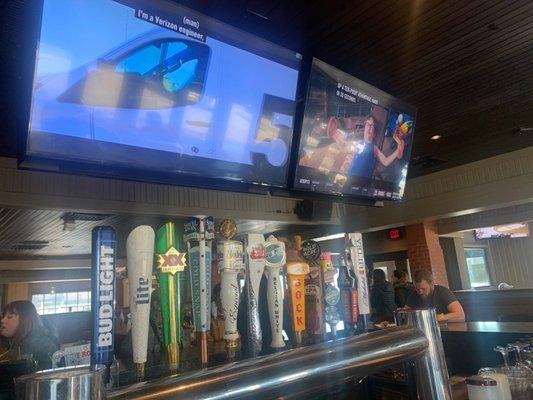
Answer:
[475, 223, 530, 239]
[291, 58, 417, 202]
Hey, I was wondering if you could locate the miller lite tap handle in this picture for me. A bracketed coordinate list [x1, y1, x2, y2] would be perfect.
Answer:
[90, 226, 116, 384]
[286, 261, 309, 347]
[264, 235, 286, 350]
[126, 225, 155, 382]
[245, 233, 266, 357]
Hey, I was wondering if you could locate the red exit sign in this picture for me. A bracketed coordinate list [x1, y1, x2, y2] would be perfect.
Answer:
[388, 228, 401, 240]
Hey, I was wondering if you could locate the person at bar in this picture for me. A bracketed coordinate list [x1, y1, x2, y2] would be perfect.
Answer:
[370, 269, 397, 323]
[0, 301, 59, 370]
[393, 269, 414, 308]
[405, 270, 465, 322]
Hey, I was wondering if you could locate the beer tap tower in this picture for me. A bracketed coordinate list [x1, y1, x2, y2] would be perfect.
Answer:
[156, 222, 187, 374]
[264, 235, 286, 352]
[126, 225, 155, 382]
[244, 233, 266, 358]
[184, 216, 214, 369]
[217, 220, 244, 361]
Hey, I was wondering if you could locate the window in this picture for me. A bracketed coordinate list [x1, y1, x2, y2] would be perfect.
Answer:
[115, 42, 163, 76]
[464, 247, 491, 288]
[32, 291, 91, 315]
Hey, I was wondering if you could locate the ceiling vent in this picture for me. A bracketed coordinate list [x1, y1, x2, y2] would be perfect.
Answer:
[62, 212, 112, 222]
[11, 240, 49, 251]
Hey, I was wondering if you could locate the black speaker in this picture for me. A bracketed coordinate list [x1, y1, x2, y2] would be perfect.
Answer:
[294, 199, 333, 221]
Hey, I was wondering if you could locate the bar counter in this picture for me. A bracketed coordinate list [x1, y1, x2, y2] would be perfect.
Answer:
[441, 321, 533, 334]
[440, 321, 533, 375]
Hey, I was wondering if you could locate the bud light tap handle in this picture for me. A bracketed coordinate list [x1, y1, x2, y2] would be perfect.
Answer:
[90, 226, 117, 384]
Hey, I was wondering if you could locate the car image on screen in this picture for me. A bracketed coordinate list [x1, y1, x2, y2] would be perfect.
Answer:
[30, 26, 297, 172]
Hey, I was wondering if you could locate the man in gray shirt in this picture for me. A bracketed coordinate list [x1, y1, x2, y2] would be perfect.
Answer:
[405, 270, 465, 322]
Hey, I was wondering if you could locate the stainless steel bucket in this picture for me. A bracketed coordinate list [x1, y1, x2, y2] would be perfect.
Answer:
[15, 365, 105, 400]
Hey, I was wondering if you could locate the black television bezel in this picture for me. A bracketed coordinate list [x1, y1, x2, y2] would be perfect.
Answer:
[285, 56, 417, 204]
[17, 0, 302, 196]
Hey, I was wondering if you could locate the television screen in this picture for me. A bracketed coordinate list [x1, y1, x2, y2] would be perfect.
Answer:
[475, 223, 530, 239]
[26, 0, 301, 188]
[292, 58, 416, 201]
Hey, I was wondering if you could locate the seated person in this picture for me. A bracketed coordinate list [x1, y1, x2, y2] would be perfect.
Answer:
[405, 270, 465, 322]
[0, 301, 59, 371]
[370, 269, 397, 323]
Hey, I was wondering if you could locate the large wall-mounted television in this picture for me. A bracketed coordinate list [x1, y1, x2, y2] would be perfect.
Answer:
[291, 58, 416, 201]
[23, 0, 301, 190]
[475, 223, 530, 239]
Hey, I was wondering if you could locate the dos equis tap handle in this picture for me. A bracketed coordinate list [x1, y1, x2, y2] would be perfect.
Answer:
[156, 222, 187, 374]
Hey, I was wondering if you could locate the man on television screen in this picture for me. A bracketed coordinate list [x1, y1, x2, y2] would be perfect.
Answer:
[347, 115, 403, 178]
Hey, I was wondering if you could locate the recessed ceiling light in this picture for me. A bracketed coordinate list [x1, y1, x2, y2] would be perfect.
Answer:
[430, 134, 442, 140]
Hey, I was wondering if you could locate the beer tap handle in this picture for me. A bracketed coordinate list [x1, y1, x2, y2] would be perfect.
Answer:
[265, 236, 286, 350]
[126, 225, 155, 382]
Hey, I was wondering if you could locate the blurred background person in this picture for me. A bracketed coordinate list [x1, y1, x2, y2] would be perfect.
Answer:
[0, 300, 59, 371]
[393, 269, 414, 308]
[370, 269, 397, 323]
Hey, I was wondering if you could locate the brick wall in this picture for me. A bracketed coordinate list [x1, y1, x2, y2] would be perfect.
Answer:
[406, 221, 449, 287]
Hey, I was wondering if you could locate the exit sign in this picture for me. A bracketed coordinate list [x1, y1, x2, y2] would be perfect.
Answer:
[388, 228, 401, 240]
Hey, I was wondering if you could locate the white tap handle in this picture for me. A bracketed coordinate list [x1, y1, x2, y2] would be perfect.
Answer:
[217, 240, 244, 341]
[220, 269, 240, 341]
[126, 225, 155, 365]
[245, 233, 266, 355]
[265, 236, 286, 349]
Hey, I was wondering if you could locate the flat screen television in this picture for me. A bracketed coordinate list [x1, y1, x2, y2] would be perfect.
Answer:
[475, 223, 530, 239]
[23, 0, 301, 189]
[292, 58, 416, 201]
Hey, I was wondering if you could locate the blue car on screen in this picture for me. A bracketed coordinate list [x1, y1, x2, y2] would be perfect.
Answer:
[31, 28, 296, 168]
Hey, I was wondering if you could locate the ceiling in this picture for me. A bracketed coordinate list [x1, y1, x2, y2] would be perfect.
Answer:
[0, 0, 531, 177]
[0, 207, 321, 259]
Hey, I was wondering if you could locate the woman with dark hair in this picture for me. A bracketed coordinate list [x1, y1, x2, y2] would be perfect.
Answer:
[370, 269, 397, 323]
[0, 300, 59, 370]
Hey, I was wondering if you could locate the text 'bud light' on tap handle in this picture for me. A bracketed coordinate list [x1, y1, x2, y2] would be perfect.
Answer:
[346, 233, 370, 333]
[217, 220, 244, 361]
[126, 225, 155, 382]
[264, 235, 286, 351]
[90, 226, 116, 385]
[184, 216, 214, 368]
[244, 233, 266, 358]
[156, 222, 187, 374]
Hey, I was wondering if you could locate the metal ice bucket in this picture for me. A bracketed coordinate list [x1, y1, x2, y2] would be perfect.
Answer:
[15, 365, 105, 400]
